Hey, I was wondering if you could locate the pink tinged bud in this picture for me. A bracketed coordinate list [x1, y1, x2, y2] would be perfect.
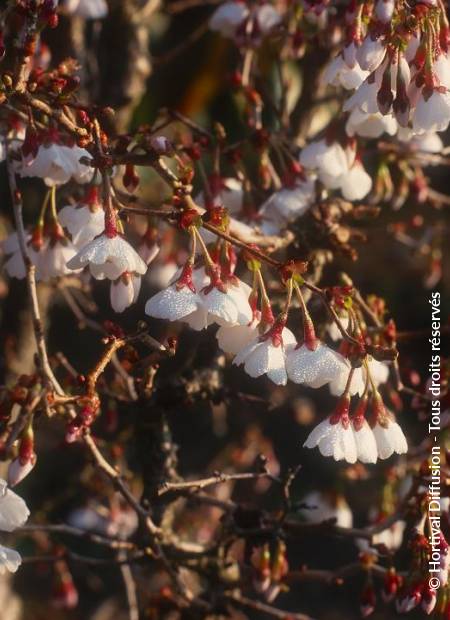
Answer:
[382, 568, 401, 602]
[65, 421, 82, 444]
[393, 73, 411, 127]
[123, 163, 139, 193]
[360, 584, 376, 617]
[52, 573, 79, 610]
[401, 583, 423, 612]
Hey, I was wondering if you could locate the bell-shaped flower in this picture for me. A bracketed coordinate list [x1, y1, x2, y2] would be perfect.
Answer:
[300, 139, 348, 179]
[233, 316, 297, 385]
[286, 342, 348, 388]
[0, 546, 22, 575]
[339, 160, 373, 201]
[369, 393, 407, 459]
[351, 397, 378, 464]
[17, 142, 93, 186]
[58, 189, 104, 247]
[2, 231, 44, 280]
[412, 87, 450, 134]
[0, 478, 29, 575]
[67, 229, 147, 281]
[110, 272, 141, 313]
[357, 35, 386, 73]
[322, 54, 369, 90]
[216, 320, 259, 355]
[258, 180, 315, 234]
[345, 108, 397, 138]
[0, 479, 30, 532]
[198, 270, 253, 327]
[329, 357, 388, 397]
[303, 394, 357, 463]
[145, 262, 202, 322]
[343, 61, 388, 114]
[39, 223, 79, 281]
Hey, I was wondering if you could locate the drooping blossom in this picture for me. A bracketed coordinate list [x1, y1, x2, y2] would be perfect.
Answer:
[110, 273, 142, 313]
[67, 227, 147, 281]
[369, 393, 407, 459]
[17, 141, 93, 186]
[322, 54, 369, 90]
[258, 180, 316, 234]
[351, 397, 378, 464]
[146, 264, 252, 330]
[216, 320, 259, 355]
[58, 188, 105, 247]
[233, 316, 297, 385]
[286, 342, 348, 388]
[0, 479, 30, 575]
[303, 394, 357, 463]
[209, 2, 281, 42]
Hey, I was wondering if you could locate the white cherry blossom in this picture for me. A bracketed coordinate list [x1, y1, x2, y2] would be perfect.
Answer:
[351, 399, 378, 464]
[145, 263, 202, 322]
[0, 546, 22, 575]
[17, 143, 93, 186]
[0, 479, 29, 575]
[370, 396, 407, 459]
[286, 343, 348, 388]
[2, 232, 43, 280]
[322, 54, 369, 90]
[110, 273, 142, 313]
[356, 36, 386, 73]
[303, 397, 357, 463]
[233, 320, 297, 385]
[67, 232, 147, 280]
[339, 160, 373, 201]
[345, 109, 397, 139]
[0, 479, 29, 532]
[258, 180, 315, 234]
[58, 200, 104, 247]
[412, 89, 450, 134]
[39, 236, 78, 281]
[146, 265, 252, 330]
[216, 321, 259, 355]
